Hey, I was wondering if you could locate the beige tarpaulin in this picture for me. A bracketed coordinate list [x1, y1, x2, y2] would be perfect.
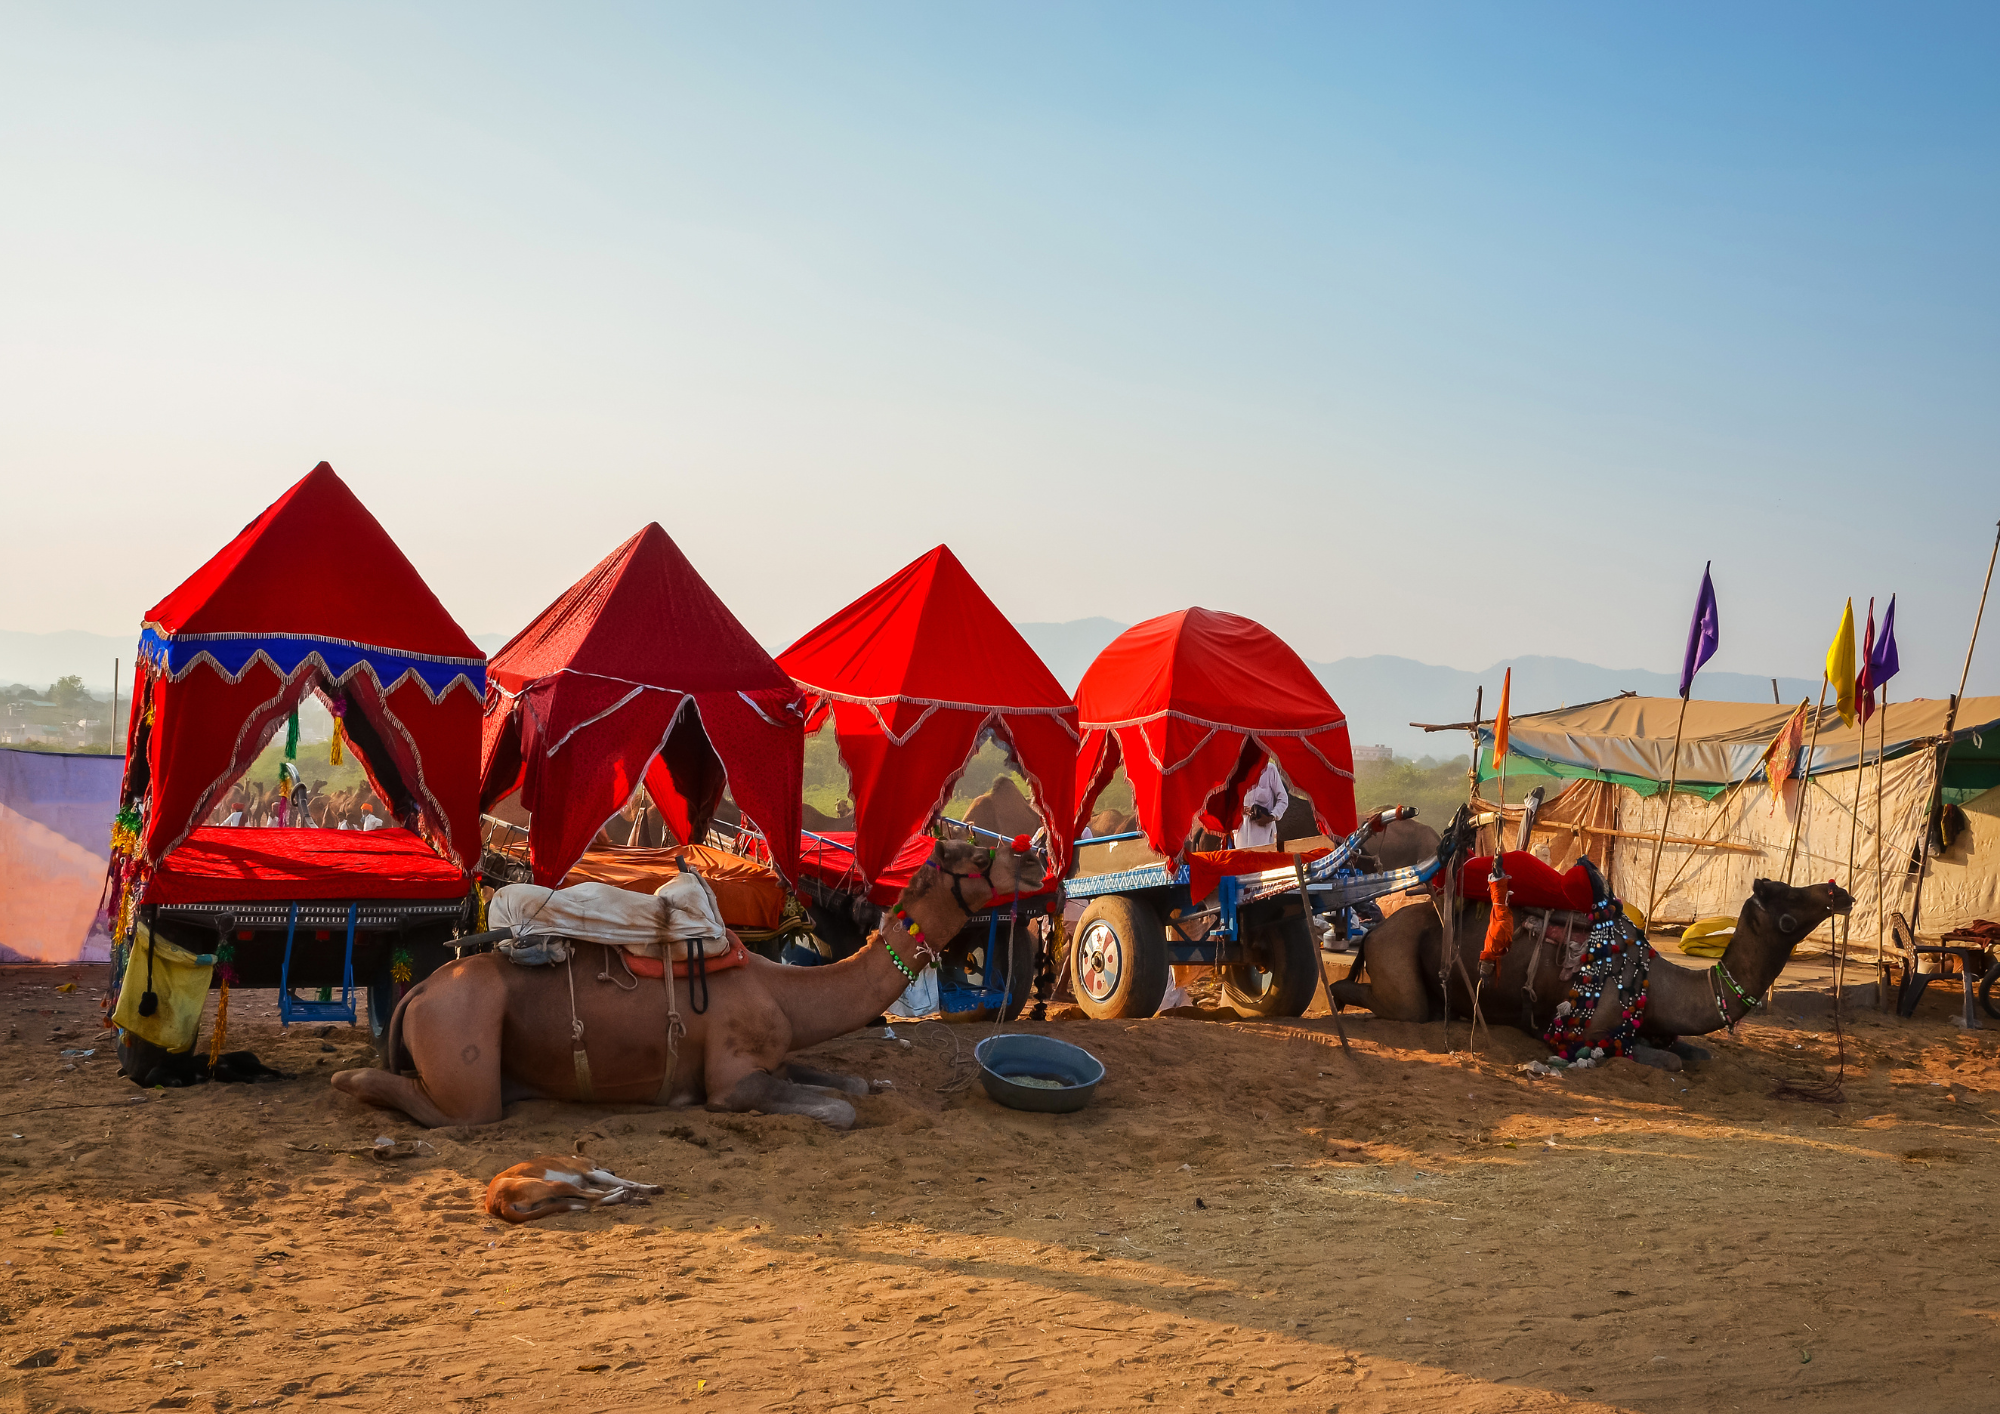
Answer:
[1491, 695, 2000, 788]
[1480, 760, 2000, 952]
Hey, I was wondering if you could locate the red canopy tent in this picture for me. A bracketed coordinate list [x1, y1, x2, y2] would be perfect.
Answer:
[118, 463, 486, 878]
[479, 524, 804, 886]
[777, 545, 1078, 886]
[1071, 608, 1356, 862]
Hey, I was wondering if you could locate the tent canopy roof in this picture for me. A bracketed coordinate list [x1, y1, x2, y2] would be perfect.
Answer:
[780, 545, 1072, 711]
[776, 545, 1078, 885]
[141, 462, 484, 701]
[1075, 608, 1348, 731]
[489, 523, 793, 699]
[1072, 607, 1356, 857]
[480, 523, 803, 885]
[1479, 694, 2000, 799]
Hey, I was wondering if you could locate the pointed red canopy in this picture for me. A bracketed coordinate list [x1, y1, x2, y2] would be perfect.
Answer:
[125, 462, 486, 871]
[777, 546, 1078, 886]
[480, 524, 804, 886]
[1072, 608, 1355, 862]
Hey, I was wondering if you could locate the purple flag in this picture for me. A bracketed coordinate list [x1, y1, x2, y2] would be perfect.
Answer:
[1679, 562, 1719, 699]
[1870, 594, 1900, 688]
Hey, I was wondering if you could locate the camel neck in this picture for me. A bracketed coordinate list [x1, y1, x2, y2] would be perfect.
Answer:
[1714, 913, 1791, 1016]
[762, 878, 977, 1052]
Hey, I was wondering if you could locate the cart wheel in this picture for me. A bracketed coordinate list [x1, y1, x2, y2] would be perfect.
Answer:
[1071, 895, 1169, 1020]
[1981, 956, 2000, 1022]
[1223, 900, 1320, 1018]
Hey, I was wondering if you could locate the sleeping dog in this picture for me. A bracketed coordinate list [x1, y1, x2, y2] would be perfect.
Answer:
[483, 1155, 664, 1224]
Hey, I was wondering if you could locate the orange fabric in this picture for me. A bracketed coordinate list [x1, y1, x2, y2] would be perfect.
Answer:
[619, 935, 751, 979]
[558, 844, 785, 931]
[1481, 877, 1515, 963]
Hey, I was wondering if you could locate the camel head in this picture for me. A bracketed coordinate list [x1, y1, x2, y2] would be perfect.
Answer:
[920, 836, 1048, 916]
[1739, 877, 1853, 956]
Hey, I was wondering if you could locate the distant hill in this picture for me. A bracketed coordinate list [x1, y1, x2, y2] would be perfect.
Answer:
[1013, 618, 1128, 691]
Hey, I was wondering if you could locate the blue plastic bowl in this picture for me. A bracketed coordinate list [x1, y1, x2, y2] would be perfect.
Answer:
[974, 1034, 1106, 1114]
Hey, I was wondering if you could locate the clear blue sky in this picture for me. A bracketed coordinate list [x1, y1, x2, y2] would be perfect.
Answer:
[5, 3, 1998, 695]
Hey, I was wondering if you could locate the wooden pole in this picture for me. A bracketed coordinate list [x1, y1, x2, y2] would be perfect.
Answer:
[1643, 693, 1692, 934]
[1784, 679, 1831, 883]
[1771, 678, 1781, 705]
[1910, 521, 2000, 932]
[1874, 688, 1890, 1006]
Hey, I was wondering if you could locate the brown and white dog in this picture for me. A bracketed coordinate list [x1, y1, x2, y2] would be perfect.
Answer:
[483, 1155, 664, 1225]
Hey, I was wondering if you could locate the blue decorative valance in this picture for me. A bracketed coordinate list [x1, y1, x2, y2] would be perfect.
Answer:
[137, 626, 486, 703]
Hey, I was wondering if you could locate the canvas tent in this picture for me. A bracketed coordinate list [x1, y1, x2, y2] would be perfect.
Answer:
[1473, 694, 2000, 947]
[480, 524, 805, 886]
[119, 463, 487, 877]
[1072, 608, 1358, 863]
[777, 546, 1077, 887]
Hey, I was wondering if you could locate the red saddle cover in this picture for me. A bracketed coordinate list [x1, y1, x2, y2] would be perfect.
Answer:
[1447, 852, 1595, 912]
[618, 935, 752, 980]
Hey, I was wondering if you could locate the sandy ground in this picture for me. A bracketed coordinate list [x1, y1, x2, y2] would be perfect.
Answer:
[1, 950, 1996, 1414]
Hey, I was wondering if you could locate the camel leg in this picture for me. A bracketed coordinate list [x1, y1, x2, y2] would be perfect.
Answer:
[1331, 905, 1438, 1021]
[1628, 1043, 1684, 1072]
[331, 958, 507, 1127]
[711, 1069, 857, 1129]
[781, 1061, 869, 1096]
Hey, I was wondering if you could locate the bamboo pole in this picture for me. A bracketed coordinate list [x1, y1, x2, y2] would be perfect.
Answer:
[1643, 694, 1693, 933]
[1910, 520, 2000, 935]
[1874, 689, 1889, 1004]
[1783, 680, 1831, 883]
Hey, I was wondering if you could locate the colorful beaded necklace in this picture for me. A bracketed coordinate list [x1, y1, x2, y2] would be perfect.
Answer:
[1541, 913, 1653, 1063]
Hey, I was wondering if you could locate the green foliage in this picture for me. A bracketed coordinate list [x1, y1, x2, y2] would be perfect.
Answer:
[50, 675, 89, 709]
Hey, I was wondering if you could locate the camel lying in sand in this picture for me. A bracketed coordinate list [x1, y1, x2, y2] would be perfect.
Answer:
[1331, 876, 1852, 1069]
[332, 839, 1044, 1129]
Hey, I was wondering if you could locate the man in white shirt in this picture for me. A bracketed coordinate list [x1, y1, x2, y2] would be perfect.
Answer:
[1234, 759, 1288, 849]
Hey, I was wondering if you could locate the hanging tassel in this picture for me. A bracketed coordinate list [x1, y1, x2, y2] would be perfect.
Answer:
[285, 709, 300, 762]
[317, 985, 332, 1003]
[330, 716, 345, 766]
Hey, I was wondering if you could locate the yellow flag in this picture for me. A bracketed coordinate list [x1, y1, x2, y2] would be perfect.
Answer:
[1825, 599, 1856, 728]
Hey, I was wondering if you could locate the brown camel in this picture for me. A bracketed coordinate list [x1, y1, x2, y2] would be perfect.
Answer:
[1331, 877, 1853, 1070]
[331, 839, 1044, 1129]
[962, 775, 1041, 839]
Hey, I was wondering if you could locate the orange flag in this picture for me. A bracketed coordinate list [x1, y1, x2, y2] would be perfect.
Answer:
[1492, 668, 1512, 767]
[1762, 700, 1808, 814]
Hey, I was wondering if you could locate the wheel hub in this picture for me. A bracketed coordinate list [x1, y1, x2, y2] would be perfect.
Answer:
[1078, 920, 1124, 1002]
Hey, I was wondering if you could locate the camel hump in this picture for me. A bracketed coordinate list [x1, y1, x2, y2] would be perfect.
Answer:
[965, 774, 1040, 836]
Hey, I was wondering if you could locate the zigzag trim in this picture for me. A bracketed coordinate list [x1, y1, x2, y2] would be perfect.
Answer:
[138, 627, 485, 705]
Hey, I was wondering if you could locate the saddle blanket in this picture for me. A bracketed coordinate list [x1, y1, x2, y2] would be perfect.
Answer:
[616, 936, 752, 979]
[488, 875, 732, 962]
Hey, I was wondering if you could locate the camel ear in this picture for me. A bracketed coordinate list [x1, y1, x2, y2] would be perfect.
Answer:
[1751, 879, 1782, 907]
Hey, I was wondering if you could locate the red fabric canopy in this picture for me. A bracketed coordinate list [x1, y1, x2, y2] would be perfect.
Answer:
[777, 546, 1078, 888]
[480, 524, 804, 887]
[146, 827, 470, 905]
[124, 463, 485, 874]
[1071, 608, 1356, 864]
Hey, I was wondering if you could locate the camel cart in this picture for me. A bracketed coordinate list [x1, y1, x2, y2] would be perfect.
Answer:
[1061, 807, 1442, 1019]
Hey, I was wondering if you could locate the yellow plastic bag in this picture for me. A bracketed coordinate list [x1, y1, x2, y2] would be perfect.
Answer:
[1679, 915, 1739, 959]
[112, 926, 215, 1054]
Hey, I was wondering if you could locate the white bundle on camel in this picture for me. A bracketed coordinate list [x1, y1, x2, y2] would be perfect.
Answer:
[488, 872, 731, 964]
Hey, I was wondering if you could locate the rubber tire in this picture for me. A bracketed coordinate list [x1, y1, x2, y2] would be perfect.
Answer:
[1223, 899, 1321, 1018]
[1071, 894, 1170, 1020]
